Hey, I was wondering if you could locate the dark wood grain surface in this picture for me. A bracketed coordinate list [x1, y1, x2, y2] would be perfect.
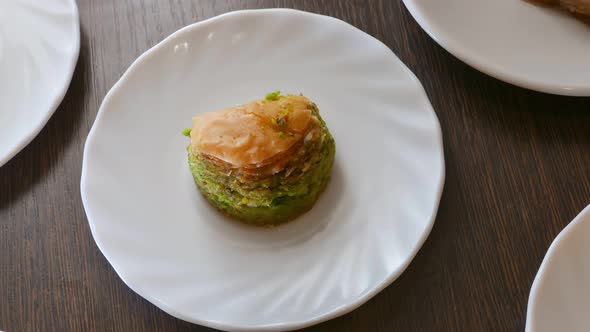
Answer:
[1, 0, 590, 331]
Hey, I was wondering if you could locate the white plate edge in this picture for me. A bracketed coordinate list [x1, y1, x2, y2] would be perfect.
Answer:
[525, 204, 590, 332]
[0, 0, 81, 167]
[401, 0, 590, 97]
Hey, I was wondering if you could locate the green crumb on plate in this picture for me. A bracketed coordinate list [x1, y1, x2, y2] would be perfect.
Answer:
[265, 91, 281, 100]
[182, 128, 192, 137]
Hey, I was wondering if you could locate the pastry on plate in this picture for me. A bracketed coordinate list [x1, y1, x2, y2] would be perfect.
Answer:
[560, 0, 590, 17]
[531, 0, 590, 21]
[184, 92, 335, 226]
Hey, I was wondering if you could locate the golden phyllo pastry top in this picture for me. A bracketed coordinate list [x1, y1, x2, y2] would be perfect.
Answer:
[190, 94, 319, 167]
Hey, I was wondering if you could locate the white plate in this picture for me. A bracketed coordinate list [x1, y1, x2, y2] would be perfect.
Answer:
[526, 205, 590, 332]
[81, 9, 445, 331]
[0, 0, 79, 167]
[403, 0, 590, 96]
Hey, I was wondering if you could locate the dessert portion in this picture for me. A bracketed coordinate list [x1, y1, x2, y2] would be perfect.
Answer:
[184, 92, 335, 226]
[531, 0, 590, 21]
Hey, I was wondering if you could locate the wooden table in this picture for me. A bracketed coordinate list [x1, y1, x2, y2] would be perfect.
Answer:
[2, 0, 590, 331]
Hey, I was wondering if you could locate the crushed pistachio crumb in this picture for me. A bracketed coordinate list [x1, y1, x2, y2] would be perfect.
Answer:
[182, 128, 191, 137]
[276, 117, 287, 127]
[265, 91, 281, 100]
[271, 115, 288, 129]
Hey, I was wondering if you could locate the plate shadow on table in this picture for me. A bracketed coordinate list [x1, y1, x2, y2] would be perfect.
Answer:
[0, 28, 90, 214]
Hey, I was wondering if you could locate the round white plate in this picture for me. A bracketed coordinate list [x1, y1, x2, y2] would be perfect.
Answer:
[403, 0, 590, 96]
[81, 9, 445, 331]
[0, 0, 80, 167]
[526, 205, 590, 332]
